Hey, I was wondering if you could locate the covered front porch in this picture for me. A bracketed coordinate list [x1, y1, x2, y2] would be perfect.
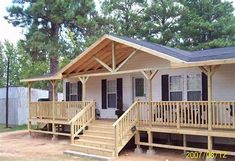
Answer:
[25, 66, 235, 158]
[21, 35, 235, 158]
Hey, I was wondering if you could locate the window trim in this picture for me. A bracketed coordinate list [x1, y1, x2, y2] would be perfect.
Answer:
[169, 75, 184, 101]
[186, 74, 202, 101]
[69, 82, 78, 101]
[69, 82, 77, 94]
[134, 77, 146, 97]
[106, 79, 117, 108]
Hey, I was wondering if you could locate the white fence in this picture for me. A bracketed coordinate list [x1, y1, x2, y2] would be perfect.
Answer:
[0, 87, 63, 125]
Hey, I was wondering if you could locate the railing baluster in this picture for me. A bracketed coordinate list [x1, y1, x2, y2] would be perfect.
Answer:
[177, 102, 180, 129]
[198, 102, 201, 127]
[233, 102, 235, 128]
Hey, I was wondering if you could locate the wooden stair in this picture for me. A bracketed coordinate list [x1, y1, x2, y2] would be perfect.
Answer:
[70, 120, 116, 157]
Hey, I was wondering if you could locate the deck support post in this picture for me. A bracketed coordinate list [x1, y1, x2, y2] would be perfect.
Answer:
[28, 82, 32, 136]
[50, 80, 57, 140]
[134, 131, 143, 154]
[146, 131, 155, 155]
[79, 76, 89, 101]
[206, 135, 216, 161]
[183, 134, 187, 154]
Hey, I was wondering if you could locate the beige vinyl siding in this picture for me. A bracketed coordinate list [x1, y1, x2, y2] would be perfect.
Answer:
[64, 60, 235, 119]
[120, 51, 171, 71]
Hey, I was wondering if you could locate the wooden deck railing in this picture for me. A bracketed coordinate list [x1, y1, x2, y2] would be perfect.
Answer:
[29, 101, 91, 120]
[112, 101, 235, 156]
[69, 101, 96, 144]
[212, 101, 235, 129]
[112, 101, 139, 157]
[137, 101, 235, 129]
[138, 101, 209, 128]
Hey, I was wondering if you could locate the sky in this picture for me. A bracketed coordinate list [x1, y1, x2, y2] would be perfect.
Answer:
[0, 0, 235, 44]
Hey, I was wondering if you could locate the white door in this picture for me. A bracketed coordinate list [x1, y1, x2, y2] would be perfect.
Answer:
[132, 77, 147, 101]
[133, 76, 148, 123]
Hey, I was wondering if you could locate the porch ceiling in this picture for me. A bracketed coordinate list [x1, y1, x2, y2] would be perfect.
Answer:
[60, 35, 187, 78]
[63, 41, 136, 76]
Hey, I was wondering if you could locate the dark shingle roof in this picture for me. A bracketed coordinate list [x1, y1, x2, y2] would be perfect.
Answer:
[190, 46, 235, 61]
[111, 35, 235, 62]
[111, 35, 191, 61]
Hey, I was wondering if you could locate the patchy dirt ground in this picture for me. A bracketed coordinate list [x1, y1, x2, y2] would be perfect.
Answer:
[0, 131, 234, 161]
[0, 131, 92, 161]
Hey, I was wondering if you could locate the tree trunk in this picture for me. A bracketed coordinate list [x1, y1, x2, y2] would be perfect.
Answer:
[48, 23, 60, 101]
[49, 55, 59, 101]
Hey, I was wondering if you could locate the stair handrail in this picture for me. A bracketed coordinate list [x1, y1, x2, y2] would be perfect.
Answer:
[69, 101, 96, 144]
[112, 101, 139, 157]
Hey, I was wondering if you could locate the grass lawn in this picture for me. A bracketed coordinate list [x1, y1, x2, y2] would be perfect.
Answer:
[0, 124, 28, 133]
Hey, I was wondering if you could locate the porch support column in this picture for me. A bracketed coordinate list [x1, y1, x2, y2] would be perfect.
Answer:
[199, 65, 220, 161]
[28, 82, 32, 136]
[50, 80, 57, 141]
[112, 41, 116, 71]
[141, 69, 158, 155]
[208, 68, 212, 131]
[79, 76, 89, 101]
[141, 69, 158, 124]
[207, 67, 214, 161]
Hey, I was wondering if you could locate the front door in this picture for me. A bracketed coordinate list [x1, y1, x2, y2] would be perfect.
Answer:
[132, 77, 147, 102]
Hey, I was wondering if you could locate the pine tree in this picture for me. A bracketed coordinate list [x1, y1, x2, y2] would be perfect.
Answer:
[141, 0, 183, 45]
[178, 0, 235, 50]
[5, 0, 98, 99]
[101, 0, 147, 38]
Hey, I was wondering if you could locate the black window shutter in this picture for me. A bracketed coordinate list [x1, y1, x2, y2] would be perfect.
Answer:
[117, 78, 123, 110]
[202, 72, 208, 101]
[77, 81, 83, 101]
[101, 79, 107, 109]
[66, 82, 70, 101]
[162, 75, 169, 101]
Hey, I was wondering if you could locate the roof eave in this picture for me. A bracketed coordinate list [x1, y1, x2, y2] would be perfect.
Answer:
[20, 74, 62, 83]
[172, 58, 235, 68]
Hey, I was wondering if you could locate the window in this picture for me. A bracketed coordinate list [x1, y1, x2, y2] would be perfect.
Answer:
[134, 78, 145, 97]
[107, 80, 117, 108]
[169, 75, 183, 101]
[70, 83, 77, 101]
[187, 74, 201, 101]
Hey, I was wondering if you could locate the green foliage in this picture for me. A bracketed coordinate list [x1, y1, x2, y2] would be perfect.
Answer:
[178, 0, 235, 50]
[101, 0, 147, 38]
[5, 0, 98, 73]
[141, 0, 184, 45]
[0, 43, 5, 87]
[0, 41, 49, 89]
[5, 0, 99, 96]
[101, 0, 235, 50]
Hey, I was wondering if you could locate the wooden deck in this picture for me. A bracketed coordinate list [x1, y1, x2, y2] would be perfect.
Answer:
[113, 101, 235, 157]
[28, 101, 94, 137]
[137, 125, 235, 138]
[28, 100, 235, 158]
